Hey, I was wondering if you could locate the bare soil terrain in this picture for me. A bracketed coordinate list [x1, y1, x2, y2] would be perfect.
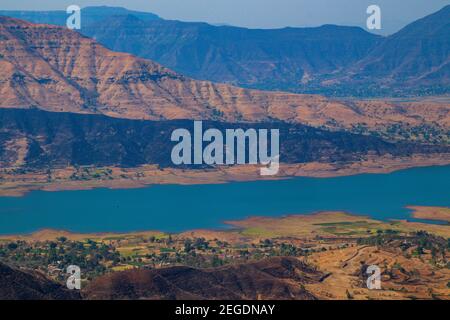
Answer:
[408, 206, 450, 222]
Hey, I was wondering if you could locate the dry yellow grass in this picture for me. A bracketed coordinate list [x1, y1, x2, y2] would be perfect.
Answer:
[0, 229, 167, 243]
[305, 245, 450, 300]
[3, 211, 448, 243]
[408, 206, 450, 222]
[226, 211, 450, 239]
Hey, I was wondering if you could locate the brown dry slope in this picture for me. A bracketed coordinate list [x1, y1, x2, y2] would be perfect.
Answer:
[0, 17, 449, 134]
[83, 257, 323, 300]
[306, 245, 450, 300]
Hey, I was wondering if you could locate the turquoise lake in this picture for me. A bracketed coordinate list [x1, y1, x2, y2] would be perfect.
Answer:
[0, 165, 449, 235]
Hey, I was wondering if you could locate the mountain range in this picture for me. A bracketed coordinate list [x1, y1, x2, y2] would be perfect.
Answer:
[1, 5, 448, 97]
[0, 16, 448, 130]
[0, 15, 449, 170]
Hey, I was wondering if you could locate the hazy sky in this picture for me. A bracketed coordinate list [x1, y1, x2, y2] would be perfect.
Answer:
[1, 0, 448, 34]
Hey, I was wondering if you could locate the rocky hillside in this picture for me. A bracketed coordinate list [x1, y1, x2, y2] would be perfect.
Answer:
[0, 6, 381, 92]
[0, 16, 448, 141]
[2, 5, 448, 96]
[83, 257, 322, 300]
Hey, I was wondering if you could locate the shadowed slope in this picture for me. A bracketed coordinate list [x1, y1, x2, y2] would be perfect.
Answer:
[0, 262, 81, 300]
[84, 257, 323, 300]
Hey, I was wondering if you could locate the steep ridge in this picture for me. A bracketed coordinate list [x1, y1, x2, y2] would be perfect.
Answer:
[0, 16, 449, 137]
[322, 4, 450, 95]
[0, 6, 381, 92]
[83, 257, 322, 300]
[1, 6, 448, 96]
[82, 18, 380, 91]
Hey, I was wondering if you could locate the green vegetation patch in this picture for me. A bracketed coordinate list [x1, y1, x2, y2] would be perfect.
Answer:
[314, 220, 369, 227]
[241, 227, 278, 238]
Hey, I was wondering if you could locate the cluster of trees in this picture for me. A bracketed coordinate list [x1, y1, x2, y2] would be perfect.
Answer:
[0, 237, 120, 280]
[357, 230, 449, 266]
[135, 237, 310, 269]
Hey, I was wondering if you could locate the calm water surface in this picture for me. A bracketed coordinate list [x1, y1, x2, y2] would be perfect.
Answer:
[0, 165, 449, 234]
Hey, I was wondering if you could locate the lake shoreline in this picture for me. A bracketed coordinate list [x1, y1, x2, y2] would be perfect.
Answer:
[1, 153, 449, 197]
[0, 161, 449, 235]
[1, 210, 449, 240]
[407, 206, 450, 222]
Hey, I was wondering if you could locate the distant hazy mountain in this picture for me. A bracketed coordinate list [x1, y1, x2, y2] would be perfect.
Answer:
[0, 6, 381, 95]
[0, 6, 160, 27]
[82, 17, 381, 93]
[356, 5, 450, 80]
[316, 5, 450, 96]
[1, 5, 448, 97]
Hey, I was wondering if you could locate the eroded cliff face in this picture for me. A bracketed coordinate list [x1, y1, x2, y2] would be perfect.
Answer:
[2, 5, 449, 97]
[0, 17, 449, 135]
